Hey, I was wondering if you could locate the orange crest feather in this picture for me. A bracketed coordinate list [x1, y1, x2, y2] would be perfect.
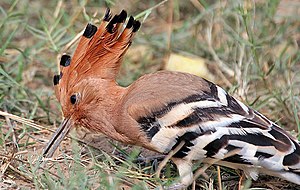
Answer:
[53, 8, 141, 103]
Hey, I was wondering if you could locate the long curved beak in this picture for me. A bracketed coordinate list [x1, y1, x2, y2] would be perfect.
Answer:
[43, 117, 73, 158]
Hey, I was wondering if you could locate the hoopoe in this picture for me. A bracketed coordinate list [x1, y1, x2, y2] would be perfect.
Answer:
[43, 9, 300, 188]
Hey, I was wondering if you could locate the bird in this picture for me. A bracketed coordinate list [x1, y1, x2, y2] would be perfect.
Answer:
[43, 8, 300, 188]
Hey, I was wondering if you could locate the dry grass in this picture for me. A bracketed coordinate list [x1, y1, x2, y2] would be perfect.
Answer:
[1, 0, 300, 189]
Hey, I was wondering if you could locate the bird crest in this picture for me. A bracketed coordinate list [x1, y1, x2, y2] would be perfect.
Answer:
[53, 8, 141, 106]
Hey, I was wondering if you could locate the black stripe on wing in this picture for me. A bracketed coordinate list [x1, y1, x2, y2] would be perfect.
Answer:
[222, 144, 251, 165]
[283, 140, 300, 166]
[138, 84, 257, 140]
[139, 82, 220, 120]
[202, 135, 252, 161]
[172, 132, 199, 158]
[203, 135, 229, 157]
[202, 133, 276, 157]
[138, 116, 160, 139]
[268, 125, 294, 151]
[201, 124, 296, 162]
[225, 94, 247, 114]
[206, 79, 219, 100]
[170, 129, 217, 158]
[254, 151, 274, 159]
[223, 154, 251, 165]
[149, 93, 217, 118]
[171, 106, 236, 128]
[137, 90, 220, 138]
[202, 135, 271, 165]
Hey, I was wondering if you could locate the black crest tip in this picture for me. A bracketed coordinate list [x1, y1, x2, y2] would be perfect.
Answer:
[60, 54, 71, 67]
[132, 20, 141, 32]
[126, 16, 134, 29]
[83, 23, 97, 38]
[117, 10, 127, 23]
[106, 24, 114, 34]
[53, 74, 60, 85]
[103, 8, 112, 21]
[106, 15, 118, 33]
[110, 15, 119, 25]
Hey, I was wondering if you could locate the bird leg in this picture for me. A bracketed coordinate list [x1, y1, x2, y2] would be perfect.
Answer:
[238, 171, 245, 190]
[156, 141, 186, 189]
[168, 158, 193, 190]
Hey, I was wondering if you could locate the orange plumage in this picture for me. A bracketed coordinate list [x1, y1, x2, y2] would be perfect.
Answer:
[44, 9, 300, 188]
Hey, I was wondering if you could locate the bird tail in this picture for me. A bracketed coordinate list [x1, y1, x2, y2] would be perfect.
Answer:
[253, 124, 300, 185]
[273, 171, 300, 185]
[266, 124, 300, 185]
[249, 124, 300, 185]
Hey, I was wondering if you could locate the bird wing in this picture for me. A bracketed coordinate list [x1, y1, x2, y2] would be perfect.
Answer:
[124, 70, 300, 179]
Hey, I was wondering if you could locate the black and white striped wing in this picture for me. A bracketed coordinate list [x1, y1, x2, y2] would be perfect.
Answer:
[132, 76, 300, 184]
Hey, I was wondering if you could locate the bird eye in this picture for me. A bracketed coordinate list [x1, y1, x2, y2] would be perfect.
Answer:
[70, 94, 77, 104]
[70, 95, 77, 104]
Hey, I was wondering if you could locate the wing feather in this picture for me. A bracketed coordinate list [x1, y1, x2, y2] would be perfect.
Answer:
[125, 71, 300, 183]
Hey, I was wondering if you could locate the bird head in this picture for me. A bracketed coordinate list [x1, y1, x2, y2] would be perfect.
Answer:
[43, 8, 141, 158]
